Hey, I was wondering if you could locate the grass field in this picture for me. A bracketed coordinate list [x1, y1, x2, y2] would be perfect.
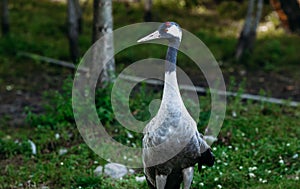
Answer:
[0, 0, 299, 188]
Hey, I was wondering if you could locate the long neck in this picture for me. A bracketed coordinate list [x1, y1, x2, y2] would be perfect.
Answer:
[161, 42, 182, 110]
[165, 46, 177, 73]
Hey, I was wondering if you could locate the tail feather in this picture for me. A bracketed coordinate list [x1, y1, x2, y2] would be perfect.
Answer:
[198, 148, 215, 172]
[196, 132, 215, 172]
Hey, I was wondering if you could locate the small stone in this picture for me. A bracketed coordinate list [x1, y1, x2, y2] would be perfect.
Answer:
[239, 70, 246, 76]
[94, 166, 103, 176]
[104, 163, 128, 179]
[259, 77, 264, 82]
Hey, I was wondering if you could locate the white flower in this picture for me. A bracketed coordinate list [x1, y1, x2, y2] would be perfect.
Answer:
[248, 166, 257, 171]
[217, 184, 222, 189]
[286, 143, 290, 147]
[279, 159, 284, 164]
[249, 173, 256, 178]
[213, 147, 217, 151]
[55, 133, 60, 139]
[239, 166, 243, 170]
[292, 154, 298, 159]
[60, 162, 64, 165]
[199, 182, 204, 186]
[232, 111, 237, 117]
[214, 177, 219, 181]
[135, 176, 146, 182]
[222, 151, 228, 158]
[126, 131, 134, 139]
[262, 179, 267, 183]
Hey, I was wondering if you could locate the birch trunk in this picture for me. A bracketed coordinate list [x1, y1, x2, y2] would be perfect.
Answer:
[235, 0, 263, 60]
[92, 0, 115, 85]
[67, 0, 80, 63]
[1, 0, 9, 35]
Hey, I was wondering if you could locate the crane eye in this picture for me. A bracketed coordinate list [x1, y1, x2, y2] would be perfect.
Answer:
[164, 29, 168, 32]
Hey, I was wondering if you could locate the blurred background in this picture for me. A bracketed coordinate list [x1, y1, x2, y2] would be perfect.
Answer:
[0, 0, 299, 188]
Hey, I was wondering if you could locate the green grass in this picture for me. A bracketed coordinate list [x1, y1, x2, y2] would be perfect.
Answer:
[1, 80, 299, 188]
[0, 0, 300, 188]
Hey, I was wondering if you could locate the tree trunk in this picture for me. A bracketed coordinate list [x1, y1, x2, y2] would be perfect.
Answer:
[92, 0, 115, 85]
[144, 0, 152, 22]
[74, 0, 83, 34]
[235, 0, 263, 60]
[1, 0, 9, 35]
[270, 0, 300, 34]
[67, 0, 80, 63]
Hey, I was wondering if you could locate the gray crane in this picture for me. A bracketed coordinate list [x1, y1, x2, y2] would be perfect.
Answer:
[137, 22, 215, 189]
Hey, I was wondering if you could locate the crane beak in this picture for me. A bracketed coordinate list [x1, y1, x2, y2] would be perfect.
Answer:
[137, 30, 161, 43]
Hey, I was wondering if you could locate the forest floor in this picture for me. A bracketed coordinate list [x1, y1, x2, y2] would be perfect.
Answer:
[0, 0, 299, 188]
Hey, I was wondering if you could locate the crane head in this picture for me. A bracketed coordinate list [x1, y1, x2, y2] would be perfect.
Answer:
[137, 22, 182, 43]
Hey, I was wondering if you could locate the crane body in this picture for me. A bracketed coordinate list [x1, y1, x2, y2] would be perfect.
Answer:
[138, 22, 215, 189]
